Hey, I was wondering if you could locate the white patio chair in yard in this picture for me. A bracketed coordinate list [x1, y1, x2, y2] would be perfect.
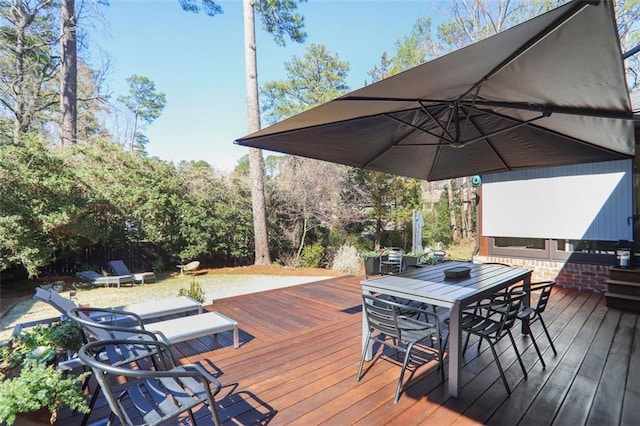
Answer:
[357, 293, 445, 403]
[78, 339, 222, 425]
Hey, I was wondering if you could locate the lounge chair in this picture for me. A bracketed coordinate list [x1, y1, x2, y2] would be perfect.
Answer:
[108, 259, 156, 284]
[177, 260, 201, 276]
[33, 287, 203, 321]
[34, 286, 239, 348]
[69, 306, 240, 349]
[75, 270, 134, 288]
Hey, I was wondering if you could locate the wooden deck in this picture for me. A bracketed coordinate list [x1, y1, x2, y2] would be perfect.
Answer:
[61, 274, 640, 425]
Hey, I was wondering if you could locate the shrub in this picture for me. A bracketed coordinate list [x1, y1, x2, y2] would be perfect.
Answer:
[1, 320, 83, 370]
[300, 243, 325, 268]
[360, 251, 381, 260]
[331, 244, 361, 275]
[0, 363, 89, 425]
[0, 320, 89, 425]
[178, 278, 206, 304]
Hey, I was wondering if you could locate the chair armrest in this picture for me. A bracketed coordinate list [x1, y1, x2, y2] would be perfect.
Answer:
[180, 363, 222, 389]
[71, 307, 145, 328]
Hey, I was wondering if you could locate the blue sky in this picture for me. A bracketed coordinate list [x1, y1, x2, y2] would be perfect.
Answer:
[90, 1, 432, 173]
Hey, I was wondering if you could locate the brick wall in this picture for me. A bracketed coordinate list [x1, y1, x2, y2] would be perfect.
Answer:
[473, 255, 609, 293]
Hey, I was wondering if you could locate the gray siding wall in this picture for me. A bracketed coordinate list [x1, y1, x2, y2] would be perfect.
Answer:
[482, 160, 633, 241]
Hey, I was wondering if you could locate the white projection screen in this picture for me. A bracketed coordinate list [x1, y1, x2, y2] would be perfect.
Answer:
[482, 160, 633, 241]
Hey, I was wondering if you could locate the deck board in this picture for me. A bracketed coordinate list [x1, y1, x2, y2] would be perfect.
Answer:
[57, 273, 640, 425]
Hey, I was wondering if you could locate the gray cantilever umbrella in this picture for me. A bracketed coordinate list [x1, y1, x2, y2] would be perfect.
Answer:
[236, 0, 636, 181]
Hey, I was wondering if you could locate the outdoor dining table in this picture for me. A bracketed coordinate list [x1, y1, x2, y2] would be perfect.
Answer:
[361, 261, 532, 397]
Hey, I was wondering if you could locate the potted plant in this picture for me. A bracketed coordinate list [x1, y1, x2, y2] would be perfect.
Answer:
[361, 251, 382, 278]
[0, 320, 89, 425]
[404, 250, 427, 268]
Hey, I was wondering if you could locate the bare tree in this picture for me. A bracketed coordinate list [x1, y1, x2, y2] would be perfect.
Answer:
[274, 156, 345, 260]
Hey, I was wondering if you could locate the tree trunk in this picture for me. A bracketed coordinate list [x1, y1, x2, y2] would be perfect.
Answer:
[447, 180, 459, 243]
[296, 215, 308, 261]
[243, 0, 271, 265]
[466, 177, 474, 238]
[460, 176, 469, 238]
[130, 112, 138, 151]
[13, 8, 27, 145]
[60, 0, 77, 147]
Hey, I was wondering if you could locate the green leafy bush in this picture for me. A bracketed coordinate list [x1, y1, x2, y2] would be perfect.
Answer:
[178, 278, 206, 304]
[0, 320, 83, 370]
[300, 243, 325, 268]
[0, 320, 88, 425]
[0, 363, 89, 425]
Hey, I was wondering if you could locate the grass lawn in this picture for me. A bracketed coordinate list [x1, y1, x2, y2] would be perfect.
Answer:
[0, 265, 341, 344]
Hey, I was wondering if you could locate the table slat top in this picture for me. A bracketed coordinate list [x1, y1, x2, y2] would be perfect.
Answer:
[361, 261, 532, 307]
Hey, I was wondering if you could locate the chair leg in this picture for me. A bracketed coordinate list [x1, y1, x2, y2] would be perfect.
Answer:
[437, 344, 445, 381]
[395, 343, 414, 403]
[392, 338, 400, 360]
[539, 317, 558, 355]
[487, 340, 511, 394]
[210, 402, 222, 426]
[462, 331, 471, 355]
[508, 331, 528, 379]
[527, 328, 546, 368]
[357, 331, 373, 381]
[489, 342, 511, 395]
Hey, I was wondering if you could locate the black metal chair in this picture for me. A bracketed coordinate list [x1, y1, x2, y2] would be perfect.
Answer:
[78, 339, 222, 425]
[357, 294, 444, 403]
[514, 280, 558, 365]
[461, 290, 527, 394]
[475, 280, 557, 367]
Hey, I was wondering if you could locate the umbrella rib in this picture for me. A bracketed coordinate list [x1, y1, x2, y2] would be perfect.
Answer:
[382, 113, 454, 145]
[419, 101, 456, 142]
[460, 100, 635, 120]
[466, 103, 634, 157]
[461, 113, 549, 146]
[459, 106, 510, 172]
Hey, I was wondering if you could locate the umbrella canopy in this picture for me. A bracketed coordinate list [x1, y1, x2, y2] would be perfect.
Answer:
[236, 0, 636, 181]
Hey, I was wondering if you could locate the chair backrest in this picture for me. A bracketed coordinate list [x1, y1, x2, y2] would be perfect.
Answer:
[495, 291, 526, 337]
[531, 281, 555, 314]
[78, 339, 176, 425]
[67, 307, 129, 342]
[78, 339, 220, 426]
[76, 270, 102, 281]
[387, 249, 404, 264]
[183, 260, 200, 272]
[108, 260, 131, 276]
[433, 250, 446, 263]
[362, 294, 402, 340]
[381, 248, 404, 274]
[33, 287, 78, 315]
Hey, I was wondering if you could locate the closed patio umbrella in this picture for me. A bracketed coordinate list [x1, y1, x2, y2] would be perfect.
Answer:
[236, 0, 635, 181]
